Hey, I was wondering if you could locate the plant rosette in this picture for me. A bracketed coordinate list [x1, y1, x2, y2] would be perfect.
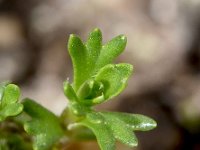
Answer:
[0, 28, 157, 150]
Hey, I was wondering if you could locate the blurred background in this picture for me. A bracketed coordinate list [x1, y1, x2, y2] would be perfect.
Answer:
[0, 0, 200, 149]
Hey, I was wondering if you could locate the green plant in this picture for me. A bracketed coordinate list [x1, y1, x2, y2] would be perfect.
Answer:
[0, 28, 157, 150]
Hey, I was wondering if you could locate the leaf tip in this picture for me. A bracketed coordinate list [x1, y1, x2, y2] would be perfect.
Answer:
[69, 34, 76, 39]
[120, 35, 127, 41]
[88, 28, 102, 43]
[68, 34, 80, 43]
[93, 28, 101, 33]
[126, 64, 134, 72]
[127, 137, 138, 147]
[151, 119, 157, 129]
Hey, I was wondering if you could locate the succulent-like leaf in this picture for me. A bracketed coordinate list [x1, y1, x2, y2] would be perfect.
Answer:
[101, 112, 157, 131]
[77, 79, 95, 99]
[22, 99, 64, 150]
[95, 63, 133, 100]
[80, 112, 116, 150]
[1, 84, 20, 106]
[68, 28, 127, 91]
[95, 34, 127, 70]
[100, 112, 138, 147]
[68, 34, 88, 91]
[0, 83, 23, 121]
[63, 81, 78, 103]
[86, 28, 102, 67]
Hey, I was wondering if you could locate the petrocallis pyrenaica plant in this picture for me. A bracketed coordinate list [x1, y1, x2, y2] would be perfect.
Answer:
[0, 28, 157, 150]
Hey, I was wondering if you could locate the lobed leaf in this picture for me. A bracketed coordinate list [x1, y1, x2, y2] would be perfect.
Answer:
[65, 28, 157, 150]
[100, 112, 138, 147]
[22, 99, 64, 150]
[1, 84, 20, 107]
[0, 83, 23, 122]
[95, 63, 133, 100]
[80, 112, 116, 150]
[68, 28, 127, 91]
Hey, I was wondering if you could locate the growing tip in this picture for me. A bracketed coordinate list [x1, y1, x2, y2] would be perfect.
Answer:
[69, 34, 76, 39]
[89, 28, 102, 38]
[93, 28, 101, 32]
[120, 35, 127, 41]
[68, 34, 76, 44]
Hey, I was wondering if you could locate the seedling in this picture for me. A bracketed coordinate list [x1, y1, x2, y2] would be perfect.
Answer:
[0, 28, 157, 150]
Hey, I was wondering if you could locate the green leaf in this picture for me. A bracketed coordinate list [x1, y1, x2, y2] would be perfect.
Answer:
[68, 34, 88, 91]
[68, 28, 127, 91]
[63, 81, 78, 103]
[0, 84, 23, 122]
[0, 103, 23, 118]
[100, 112, 138, 147]
[1, 84, 20, 106]
[80, 112, 115, 150]
[22, 99, 64, 150]
[95, 63, 133, 100]
[95, 34, 127, 70]
[86, 28, 102, 65]
[101, 112, 157, 131]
